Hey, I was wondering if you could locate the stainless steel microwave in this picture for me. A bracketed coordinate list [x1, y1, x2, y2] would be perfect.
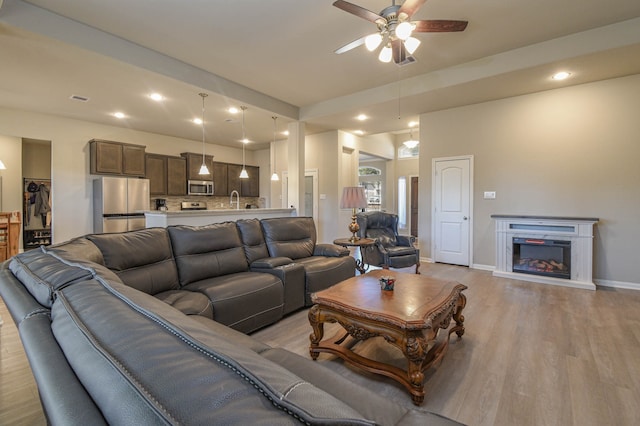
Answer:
[187, 180, 214, 196]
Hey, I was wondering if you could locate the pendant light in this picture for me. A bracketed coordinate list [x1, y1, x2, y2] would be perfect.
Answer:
[270, 116, 280, 181]
[239, 106, 249, 179]
[198, 93, 210, 175]
[403, 127, 419, 148]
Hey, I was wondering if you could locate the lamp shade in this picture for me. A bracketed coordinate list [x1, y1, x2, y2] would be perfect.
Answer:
[340, 187, 367, 209]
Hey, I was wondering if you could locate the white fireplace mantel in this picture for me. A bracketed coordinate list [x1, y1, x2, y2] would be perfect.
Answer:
[491, 215, 599, 290]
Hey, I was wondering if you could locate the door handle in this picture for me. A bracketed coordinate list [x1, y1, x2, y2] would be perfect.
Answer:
[463, 216, 468, 220]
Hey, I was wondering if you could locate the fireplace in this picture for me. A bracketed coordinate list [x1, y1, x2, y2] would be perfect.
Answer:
[492, 215, 598, 290]
[512, 238, 571, 279]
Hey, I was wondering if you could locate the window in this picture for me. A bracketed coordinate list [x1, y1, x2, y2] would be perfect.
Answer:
[398, 144, 419, 158]
[398, 177, 407, 228]
[359, 166, 382, 211]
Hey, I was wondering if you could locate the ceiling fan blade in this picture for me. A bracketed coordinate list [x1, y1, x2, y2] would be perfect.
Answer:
[392, 39, 407, 64]
[398, 0, 427, 21]
[333, 0, 385, 25]
[413, 20, 468, 32]
[334, 35, 367, 54]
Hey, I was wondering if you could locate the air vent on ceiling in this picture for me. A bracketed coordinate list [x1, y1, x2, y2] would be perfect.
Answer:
[70, 94, 90, 102]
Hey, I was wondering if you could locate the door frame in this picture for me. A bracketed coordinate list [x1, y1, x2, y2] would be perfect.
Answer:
[281, 169, 319, 223]
[431, 155, 474, 266]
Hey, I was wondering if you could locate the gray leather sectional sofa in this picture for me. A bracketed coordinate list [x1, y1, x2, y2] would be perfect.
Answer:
[0, 216, 461, 425]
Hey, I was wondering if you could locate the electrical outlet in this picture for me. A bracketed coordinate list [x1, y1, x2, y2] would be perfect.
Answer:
[484, 191, 496, 199]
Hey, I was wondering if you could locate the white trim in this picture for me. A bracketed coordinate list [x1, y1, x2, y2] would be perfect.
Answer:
[471, 263, 495, 272]
[595, 279, 640, 291]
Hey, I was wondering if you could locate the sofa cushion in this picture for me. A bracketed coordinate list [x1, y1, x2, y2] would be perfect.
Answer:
[52, 277, 374, 425]
[8, 248, 95, 307]
[236, 218, 270, 264]
[47, 236, 105, 265]
[168, 223, 248, 286]
[87, 228, 179, 295]
[154, 289, 213, 318]
[184, 272, 284, 333]
[261, 217, 317, 259]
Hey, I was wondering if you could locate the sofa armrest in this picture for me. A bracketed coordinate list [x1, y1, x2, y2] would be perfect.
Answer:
[313, 244, 349, 257]
[250, 256, 293, 269]
[250, 262, 306, 314]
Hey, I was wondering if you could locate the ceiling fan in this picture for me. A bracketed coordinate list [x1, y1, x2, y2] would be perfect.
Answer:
[333, 0, 468, 65]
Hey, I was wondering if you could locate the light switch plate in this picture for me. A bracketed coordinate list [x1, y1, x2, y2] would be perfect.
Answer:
[484, 191, 496, 199]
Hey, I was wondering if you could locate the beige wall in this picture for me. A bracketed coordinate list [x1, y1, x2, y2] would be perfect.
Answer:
[0, 107, 257, 244]
[419, 74, 640, 285]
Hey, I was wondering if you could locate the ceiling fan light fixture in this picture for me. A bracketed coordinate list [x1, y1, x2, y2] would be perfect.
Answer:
[404, 37, 421, 55]
[379, 44, 393, 63]
[395, 21, 413, 40]
[365, 33, 382, 51]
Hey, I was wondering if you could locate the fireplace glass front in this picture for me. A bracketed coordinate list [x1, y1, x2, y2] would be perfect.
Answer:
[512, 238, 571, 279]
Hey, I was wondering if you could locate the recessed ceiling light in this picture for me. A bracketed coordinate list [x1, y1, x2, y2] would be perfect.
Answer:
[356, 114, 368, 121]
[282, 130, 289, 136]
[408, 121, 418, 128]
[241, 138, 250, 144]
[113, 112, 126, 119]
[354, 130, 364, 135]
[551, 71, 571, 81]
[193, 118, 203, 125]
[149, 93, 164, 101]
[228, 107, 239, 114]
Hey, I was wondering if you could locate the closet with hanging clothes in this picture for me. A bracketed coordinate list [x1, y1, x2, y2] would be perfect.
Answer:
[23, 178, 52, 250]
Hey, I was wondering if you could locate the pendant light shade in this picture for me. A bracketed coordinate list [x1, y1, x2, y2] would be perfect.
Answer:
[270, 116, 280, 181]
[198, 93, 210, 175]
[239, 106, 249, 179]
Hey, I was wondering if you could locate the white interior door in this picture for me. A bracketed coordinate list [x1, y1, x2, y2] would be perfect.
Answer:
[432, 156, 473, 266]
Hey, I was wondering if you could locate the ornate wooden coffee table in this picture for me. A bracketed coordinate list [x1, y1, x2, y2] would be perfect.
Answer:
[309, 269, 467, 405]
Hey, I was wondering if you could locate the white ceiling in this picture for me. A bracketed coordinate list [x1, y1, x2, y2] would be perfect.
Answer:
[1, 0, 640, 151]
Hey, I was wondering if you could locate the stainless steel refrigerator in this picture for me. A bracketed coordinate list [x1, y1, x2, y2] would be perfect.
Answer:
[93, 177, 150, 233]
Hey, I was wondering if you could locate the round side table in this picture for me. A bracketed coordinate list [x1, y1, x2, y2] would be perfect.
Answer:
[333, 237, 376, 275]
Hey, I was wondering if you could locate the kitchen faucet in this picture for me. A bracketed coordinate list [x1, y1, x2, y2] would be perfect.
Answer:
[230, 190, 240, 210]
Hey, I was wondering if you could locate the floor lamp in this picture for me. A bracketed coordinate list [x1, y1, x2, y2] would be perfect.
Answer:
[340, 186, 368, 242]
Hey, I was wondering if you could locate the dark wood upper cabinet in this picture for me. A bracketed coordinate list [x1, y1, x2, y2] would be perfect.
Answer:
[145, 154, 167, 195]
[145, 154, 187, 196]
[227, 164, 243, 195]
[181, 152, 214, 181]
[167, 156, 187, 196]
[212, 162, 228, 196]
[241, 166, 260, 197]
[90, 139, 146, 177]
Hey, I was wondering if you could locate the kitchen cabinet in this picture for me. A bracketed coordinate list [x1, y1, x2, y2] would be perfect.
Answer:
[145, 154, 167, 195]
[227, 164, 259, 197]
[90, 139, 146, 176]
[167, 156, 187, 195]
[145, 154, 187, 196]
[181, 152, 214, 181]
[212, 161, 228, 196]
[241, 165, 260, 197]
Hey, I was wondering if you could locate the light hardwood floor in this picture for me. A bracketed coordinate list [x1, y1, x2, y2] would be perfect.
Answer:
[1, 263, 639, 425]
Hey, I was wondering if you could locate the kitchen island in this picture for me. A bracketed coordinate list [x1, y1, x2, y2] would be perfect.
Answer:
[145, 208, 296, 228]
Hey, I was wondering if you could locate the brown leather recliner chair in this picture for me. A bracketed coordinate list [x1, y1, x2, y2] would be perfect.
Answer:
[356, 211, 420, 273]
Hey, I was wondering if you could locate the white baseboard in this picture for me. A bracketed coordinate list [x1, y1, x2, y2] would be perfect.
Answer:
[595, 279, 640, 291]
[471, 264, 494, 271]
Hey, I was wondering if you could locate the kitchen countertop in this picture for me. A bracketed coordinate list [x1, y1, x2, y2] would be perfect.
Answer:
[144, 208, 296, 227]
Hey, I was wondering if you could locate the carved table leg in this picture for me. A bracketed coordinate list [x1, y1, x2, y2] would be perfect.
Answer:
[453, 293, 466, 338]
[308, 305, 324, 360]
[402, 334, 428, 405]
